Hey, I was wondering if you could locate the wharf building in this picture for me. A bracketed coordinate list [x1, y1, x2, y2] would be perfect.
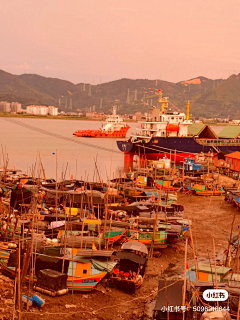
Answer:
[26, 105, 58, 116]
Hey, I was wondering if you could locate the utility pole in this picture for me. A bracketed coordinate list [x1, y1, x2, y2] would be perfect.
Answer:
[134, 89, 137, 101]
[126, 88, 130, 103]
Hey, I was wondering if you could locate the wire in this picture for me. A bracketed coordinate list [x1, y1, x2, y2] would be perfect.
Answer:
[1, 118, 120, 154]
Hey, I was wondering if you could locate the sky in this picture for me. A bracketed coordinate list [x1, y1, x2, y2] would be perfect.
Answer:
[0, 0, 240, 84]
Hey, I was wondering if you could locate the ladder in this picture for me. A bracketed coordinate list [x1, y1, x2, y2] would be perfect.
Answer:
[211, 145, 221, 153]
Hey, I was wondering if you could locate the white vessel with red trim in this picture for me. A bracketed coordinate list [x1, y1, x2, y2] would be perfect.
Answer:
[73, 106, 130, 138]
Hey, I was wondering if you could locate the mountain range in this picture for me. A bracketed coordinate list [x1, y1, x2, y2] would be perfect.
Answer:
[0, 69, 240, 119]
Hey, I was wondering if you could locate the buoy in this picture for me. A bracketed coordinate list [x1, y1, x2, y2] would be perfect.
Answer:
[22, 295, 33, 306]
[56, 289, 68, 296]
[32, 294, 45, 307]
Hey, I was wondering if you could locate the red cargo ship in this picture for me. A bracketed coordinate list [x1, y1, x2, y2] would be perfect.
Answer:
[73, 106, 130, 138]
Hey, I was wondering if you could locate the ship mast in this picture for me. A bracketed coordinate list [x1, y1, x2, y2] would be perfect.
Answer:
[186, 101, 190, 120]
[158, 89, 168, 114]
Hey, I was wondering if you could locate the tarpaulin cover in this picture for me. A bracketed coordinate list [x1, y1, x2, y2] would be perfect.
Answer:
[36, 269, 67, 291]
[91, 259, 116, 272]
[117, 251, 146, 265]
[8, 250, 26, 268]
[10, 188, 32, 208]
[154, 280, 184, 311]
[35, 255, 69, 276]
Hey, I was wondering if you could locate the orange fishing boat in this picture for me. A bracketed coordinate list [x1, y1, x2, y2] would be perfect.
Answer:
[73, 106, 130, 138]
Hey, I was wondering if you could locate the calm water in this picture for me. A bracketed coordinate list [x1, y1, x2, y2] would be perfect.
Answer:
[0, 118, 138, 181]
[0, 118, 223, 181]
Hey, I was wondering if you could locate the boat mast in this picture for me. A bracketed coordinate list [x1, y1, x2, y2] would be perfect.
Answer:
[158, 89, 168, 114]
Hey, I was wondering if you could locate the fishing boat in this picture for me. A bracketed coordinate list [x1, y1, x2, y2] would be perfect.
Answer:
[110, 241, 148, 293]
[117, 90, 240, 167]
[192, 184, 223, 196]
[127, 229, 168, 248]
[73, 106, 130, 138]
[0, 249, 116, 291]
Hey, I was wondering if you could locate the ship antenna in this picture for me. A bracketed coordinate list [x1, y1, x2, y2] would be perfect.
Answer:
[112, 105, 117, 115]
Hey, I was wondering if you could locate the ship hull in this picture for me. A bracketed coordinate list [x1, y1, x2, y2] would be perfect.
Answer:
[117, 136, 240, 162]
[73, 126, 130, 138]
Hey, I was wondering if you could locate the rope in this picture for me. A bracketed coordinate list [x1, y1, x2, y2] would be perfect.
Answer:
[1, 118, 119, 154]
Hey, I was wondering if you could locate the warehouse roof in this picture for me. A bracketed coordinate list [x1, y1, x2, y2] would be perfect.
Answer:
[218, 125, 240, 139]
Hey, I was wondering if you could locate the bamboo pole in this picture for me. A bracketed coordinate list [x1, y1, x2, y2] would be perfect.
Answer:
[80, 221, 85, 249]
[213, 238, 219, 308]
[149, 191, 160, 258]
[225, 211, 236, 267]
[187, 214, 198, 280]
[55, 150, 58, 222]
[182, 238, 188, 320]
[18, 238, 21, 320]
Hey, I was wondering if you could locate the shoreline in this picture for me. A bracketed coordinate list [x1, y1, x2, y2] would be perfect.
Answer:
[0, 113, 137, 122]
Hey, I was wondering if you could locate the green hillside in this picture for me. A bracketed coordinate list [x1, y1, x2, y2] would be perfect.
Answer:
[0, 69, 239, 118]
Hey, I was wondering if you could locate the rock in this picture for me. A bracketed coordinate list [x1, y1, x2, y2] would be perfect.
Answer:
[82, 294, 89, 299]
[4, 299, 13, 305]
[65, 304, 77, 309]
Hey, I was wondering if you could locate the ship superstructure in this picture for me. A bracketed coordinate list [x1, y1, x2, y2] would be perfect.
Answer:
[117, 89, 240, 169]
[134, 90, 192, 139]
[73, 106, 130, 138]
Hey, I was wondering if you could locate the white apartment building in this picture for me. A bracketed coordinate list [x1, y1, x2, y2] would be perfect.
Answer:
[10, 102, 22, 113]
[26, 105, 58, 116]
[0, 101, 11, 112]
[48, 106, 58, 116]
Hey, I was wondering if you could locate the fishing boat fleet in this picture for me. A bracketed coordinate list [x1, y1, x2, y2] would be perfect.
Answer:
[1, 146, 240, 319]
[2, 89, 240, 318]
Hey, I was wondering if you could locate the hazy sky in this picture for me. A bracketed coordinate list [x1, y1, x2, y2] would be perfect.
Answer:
[1, 0, 240, 84]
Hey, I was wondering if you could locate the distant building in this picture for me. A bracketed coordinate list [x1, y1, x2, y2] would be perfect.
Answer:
[135, 111, 142, 120]
[26, 105, 58, 116]
[48, 106, 58, 116]
[0, 101, 11, 112]
[10, 102, 22, 113]
[86, 112, 103, 119]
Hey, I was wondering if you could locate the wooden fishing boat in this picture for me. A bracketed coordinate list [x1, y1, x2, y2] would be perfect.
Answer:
[0, 250, 116, 291]
[155, 180, 180, 191]
[127, 230, 168, 248]
[233, 197, 240, 207]
[110, 241, 148, 293]
[193, 184, 222, 196]
[104, 230, 126, 244]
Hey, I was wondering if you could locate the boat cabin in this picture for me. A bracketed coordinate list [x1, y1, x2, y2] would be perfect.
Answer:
[110, 241, 148, 293]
